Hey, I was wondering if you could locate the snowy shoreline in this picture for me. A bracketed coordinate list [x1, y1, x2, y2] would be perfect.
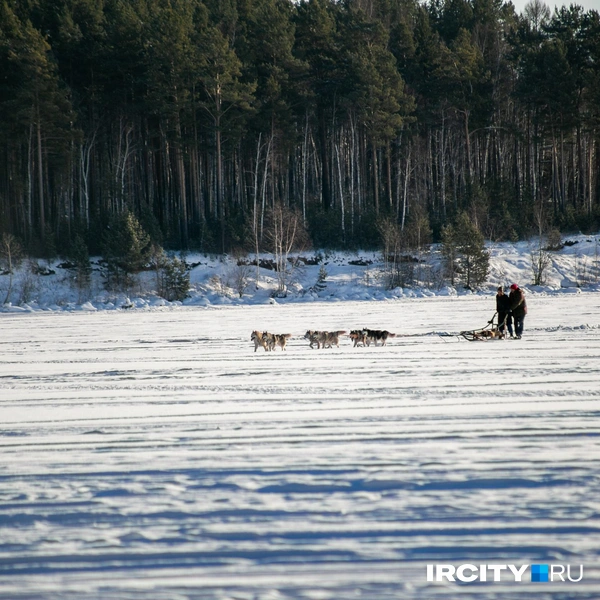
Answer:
[1, 234, 599, 314]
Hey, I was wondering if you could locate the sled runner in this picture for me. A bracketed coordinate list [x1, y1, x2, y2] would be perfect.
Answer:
[459, 312, 507, 341]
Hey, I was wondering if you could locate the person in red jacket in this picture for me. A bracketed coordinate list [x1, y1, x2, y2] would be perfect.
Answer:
[509, 283, 527, 339]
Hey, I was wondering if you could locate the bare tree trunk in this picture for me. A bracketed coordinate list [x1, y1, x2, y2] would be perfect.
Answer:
[372, 141, 379, 214]
[318, 108, 331, 210]
[401, 144, 411, 230]
[427, 128, 435, 212]
[27, 124, 33, 241]
[253, 133, 262, 287]
[560, 123, 566, 210]
[552, 135, 558, 212]
[335, 140, 345, 238]
[80, 131, 95, 227]
[588, 137, 594, 214]
[270, 118, 276, 209]
[215, 119, 224, 251]
[260, 133, 272, 239]
[302, 112, 309, 223]
[350, 114, 356, 236]
[439, 112, 447, 218]
[577, 121, 583, 206]
[463, 108, 472, 182]
[36, 103, 45, 242]
[176, 144, 188, 248]
[386, 141, 392, 209]
[514, 132, 521, 204]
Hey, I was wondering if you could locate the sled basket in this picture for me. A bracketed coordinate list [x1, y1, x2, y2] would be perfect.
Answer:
[459, 313, 507, 342]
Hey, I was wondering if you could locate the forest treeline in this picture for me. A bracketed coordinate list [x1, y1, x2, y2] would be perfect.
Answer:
[1, 0, 600, 258]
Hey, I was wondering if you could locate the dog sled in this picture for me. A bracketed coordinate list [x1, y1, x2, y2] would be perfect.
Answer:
[458, 312, 508, 341]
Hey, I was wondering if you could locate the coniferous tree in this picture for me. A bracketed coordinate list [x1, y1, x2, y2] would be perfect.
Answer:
[0, 0, 600, 253]
[0, 2, 77, 244]
[442, 212, 489, 288]
[157, 254, 190, 302]
[195, 14, 256, 251]
[102, 211, 151, 291]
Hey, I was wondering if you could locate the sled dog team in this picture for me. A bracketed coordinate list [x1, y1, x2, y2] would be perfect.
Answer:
[251, 328, 396, 352]
[251, 283, 528, 350]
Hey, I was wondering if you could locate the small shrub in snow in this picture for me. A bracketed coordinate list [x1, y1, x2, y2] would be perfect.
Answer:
[229, 263, 251, 298]
[18, 260, 40, 304]
[0, 233, 24, 304]
[155, 253, 190, 302]
[209, 274, 229, 297]
[263, 205, 310, 295]
[545, 228, 564, 251]
[574, 255, 595, 288]
[308, 264, 328, 295]
[530, 240, 552, 286]
[68, 235, 92, 302]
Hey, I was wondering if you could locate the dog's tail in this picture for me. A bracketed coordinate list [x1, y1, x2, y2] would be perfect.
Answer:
[283, 333, 292, 339]
[388, 332, 396, 337]
[336, 330, 347, 336]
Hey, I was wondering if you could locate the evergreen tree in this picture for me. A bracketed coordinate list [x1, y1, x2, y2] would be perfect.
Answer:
[0, 0, 600, 251]
[156, 254, 190, 302]
[294, 0, 342, 211]
[102, 211, 151, 290]
[0, 2, 77, 243]
[442, 212, 489, 288]
[195, 18, 256, 248]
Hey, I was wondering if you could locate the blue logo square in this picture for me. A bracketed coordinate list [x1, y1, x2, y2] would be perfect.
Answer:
[531, 564, 549, 582]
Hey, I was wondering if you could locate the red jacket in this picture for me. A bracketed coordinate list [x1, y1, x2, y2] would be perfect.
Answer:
[509, 288, 527, 318]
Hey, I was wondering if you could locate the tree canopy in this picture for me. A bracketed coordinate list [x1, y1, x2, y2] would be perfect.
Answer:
[1, 0, 599, 255]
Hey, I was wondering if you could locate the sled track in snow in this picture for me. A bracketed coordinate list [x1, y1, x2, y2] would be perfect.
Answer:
[1, 295, 600, 599]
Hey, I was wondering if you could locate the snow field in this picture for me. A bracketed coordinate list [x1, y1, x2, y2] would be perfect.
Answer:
[1, 294, 600, 599]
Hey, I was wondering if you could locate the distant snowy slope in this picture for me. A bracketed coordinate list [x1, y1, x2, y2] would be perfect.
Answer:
[1, 234, 599, 312]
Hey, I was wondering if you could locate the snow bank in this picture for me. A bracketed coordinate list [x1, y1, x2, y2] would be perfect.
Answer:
[1, 234, 599, 313]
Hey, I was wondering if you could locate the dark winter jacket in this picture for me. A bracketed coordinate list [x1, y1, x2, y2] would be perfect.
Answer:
[509, 288, 527, 318]
[496, 293, 510, 314]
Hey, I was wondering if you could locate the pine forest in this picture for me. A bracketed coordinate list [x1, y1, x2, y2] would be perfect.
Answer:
[1, 0, 600, 260]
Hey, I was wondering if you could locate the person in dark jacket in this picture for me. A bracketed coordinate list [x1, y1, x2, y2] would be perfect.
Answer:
[496, 286, 513, 338]
[509, 283, 527, 339]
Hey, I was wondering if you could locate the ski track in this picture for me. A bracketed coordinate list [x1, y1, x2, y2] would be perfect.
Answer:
[1, 295, 600, 599]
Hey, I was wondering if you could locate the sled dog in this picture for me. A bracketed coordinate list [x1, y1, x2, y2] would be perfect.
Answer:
[321, 330, 346, 348]
[264, 332, 292, 351]
[304, 330, 346, 349]
[304, 330, 322, 349]
[349, 329, 368, 347]
[251, 330, 271, 352]
[364, 329, 396, 346]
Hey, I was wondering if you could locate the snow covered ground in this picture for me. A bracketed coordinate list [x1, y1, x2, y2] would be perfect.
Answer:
[1, 293, 600, 599]
[1, 234, 599, 313]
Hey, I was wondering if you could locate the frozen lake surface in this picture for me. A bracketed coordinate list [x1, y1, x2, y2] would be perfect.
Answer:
[1, 294, 600, 599]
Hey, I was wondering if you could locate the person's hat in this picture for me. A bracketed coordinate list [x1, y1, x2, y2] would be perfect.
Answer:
[510, 283, 519, 290]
